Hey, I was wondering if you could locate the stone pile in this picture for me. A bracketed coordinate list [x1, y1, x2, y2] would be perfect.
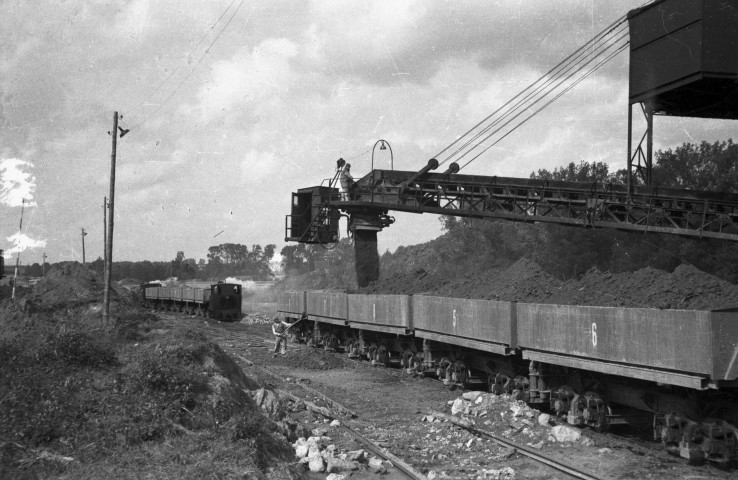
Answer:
[448, 391, 597, 449]
[292, 422, 392, 478]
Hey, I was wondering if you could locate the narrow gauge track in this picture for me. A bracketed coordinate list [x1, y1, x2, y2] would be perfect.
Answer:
[154, 312, 624, 480]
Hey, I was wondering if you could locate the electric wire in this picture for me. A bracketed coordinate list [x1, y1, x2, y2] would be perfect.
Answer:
[128, 0, 239, 120]
[438, 21, 629, 168]
[432, 14, 628, 168]
[132, 0, 247, 132]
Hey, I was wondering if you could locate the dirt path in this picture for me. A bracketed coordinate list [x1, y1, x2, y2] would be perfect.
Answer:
[164, 313, 735, 480]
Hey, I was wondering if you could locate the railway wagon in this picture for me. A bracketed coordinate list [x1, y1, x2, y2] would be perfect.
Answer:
[277, 290, 738, 461]
[516, 303, 738, 391]
[347, 294, 412, 335]
[277, 291, 307, 321]
[306, 291, 348, 326]
[142, 282, 242, 321]
[412, 295, 516, 356]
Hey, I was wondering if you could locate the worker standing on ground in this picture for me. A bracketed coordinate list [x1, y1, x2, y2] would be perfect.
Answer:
[340, 163, 354, 200]
[272, 316, 291, 357]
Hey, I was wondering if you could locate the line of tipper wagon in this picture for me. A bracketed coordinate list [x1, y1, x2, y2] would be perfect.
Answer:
[277, 291, 738, 392]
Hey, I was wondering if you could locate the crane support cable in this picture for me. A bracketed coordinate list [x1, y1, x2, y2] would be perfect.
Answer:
[432, 14, 627, 167]
[438, 23, 628, 168]
[454, 31, 629, 169]
[459, 39, 630, 171]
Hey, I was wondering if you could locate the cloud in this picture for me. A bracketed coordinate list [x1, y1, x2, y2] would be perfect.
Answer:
[0, 158, 37, 207]
[4, 231, 47, 256]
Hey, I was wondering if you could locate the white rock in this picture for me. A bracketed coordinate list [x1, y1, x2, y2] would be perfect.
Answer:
[499, 466, 516, 479]
[308, 455, 325, 472]
[598, 447, 612, 454]
[330, 419, 341, 427]
[580, 436, 595, 447]
[307, 445, 321, 459]
[326, 474, 350, 480]
[345, 450, 365, 462]
[367, 457, 386, 474]
[311, 427, 330, 437]
[537, 413, 552, 426]
[451, 398, 471, 415]
[427, 471, 438, 480]
[466, 438, 474, 448]
[462, 391, 485, 402]
[551, 425, 581, 443]
[326, 457, 359, 473]
[295, 444, 309, 458]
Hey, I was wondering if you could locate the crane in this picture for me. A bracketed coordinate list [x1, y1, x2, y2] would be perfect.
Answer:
[285, 1, 738, 286]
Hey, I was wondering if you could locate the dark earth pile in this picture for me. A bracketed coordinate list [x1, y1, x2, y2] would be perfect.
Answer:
[361, 259, 738, 310]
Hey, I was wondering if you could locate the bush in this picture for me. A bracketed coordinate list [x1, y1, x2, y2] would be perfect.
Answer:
[115, 310, 159, 341]
[37, 331, 117, 368]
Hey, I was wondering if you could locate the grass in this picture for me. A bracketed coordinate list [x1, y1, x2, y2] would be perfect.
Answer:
[0, 301, 300, 480]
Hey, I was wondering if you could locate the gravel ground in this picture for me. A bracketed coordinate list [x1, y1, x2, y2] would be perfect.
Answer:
[202, 316, 736, 480]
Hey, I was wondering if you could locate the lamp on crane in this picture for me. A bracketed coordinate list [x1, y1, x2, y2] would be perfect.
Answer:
[371, 139, 393, 171]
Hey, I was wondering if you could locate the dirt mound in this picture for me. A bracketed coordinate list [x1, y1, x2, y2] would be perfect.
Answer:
[362, 258, 738, 310]
[360, 268, 445, 295]
[21, 262, 135, 311]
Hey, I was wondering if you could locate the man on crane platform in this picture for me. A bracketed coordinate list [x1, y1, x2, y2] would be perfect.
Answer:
[340, 163, 354, 200]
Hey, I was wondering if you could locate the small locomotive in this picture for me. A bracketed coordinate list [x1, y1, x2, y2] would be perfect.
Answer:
[141, 282, 242, 321]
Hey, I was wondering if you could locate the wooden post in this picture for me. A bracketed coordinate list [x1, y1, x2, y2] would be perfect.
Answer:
[103, 197, 107, 264]
[42, 252, 47, 277]
[81, 228, 87, 264]
[102, 112, 118, 323]
[11, 199, 25, 300]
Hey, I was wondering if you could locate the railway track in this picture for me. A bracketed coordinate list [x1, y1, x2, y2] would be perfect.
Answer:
[155, 312, 667, 480]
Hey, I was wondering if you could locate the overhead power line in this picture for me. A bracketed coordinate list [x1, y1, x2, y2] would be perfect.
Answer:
[127, 0, 246, 133]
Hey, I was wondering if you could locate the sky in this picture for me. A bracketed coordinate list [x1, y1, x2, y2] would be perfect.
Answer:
[2, 0, 737, 265]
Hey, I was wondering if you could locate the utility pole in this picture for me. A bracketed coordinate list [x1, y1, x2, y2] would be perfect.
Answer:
[42, 252, 47, 277]
[103, 112, 119, 324]
[11, 199, 25, 300]
[103, 197, 107, 265]
[81, 228, 88, 264]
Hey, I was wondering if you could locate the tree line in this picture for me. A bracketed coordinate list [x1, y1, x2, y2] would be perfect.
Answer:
[17, 242, 278, 283]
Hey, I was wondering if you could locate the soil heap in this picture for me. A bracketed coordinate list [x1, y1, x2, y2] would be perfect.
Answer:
[361, 259, 738, 310]
[23, 262, 135, 312]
